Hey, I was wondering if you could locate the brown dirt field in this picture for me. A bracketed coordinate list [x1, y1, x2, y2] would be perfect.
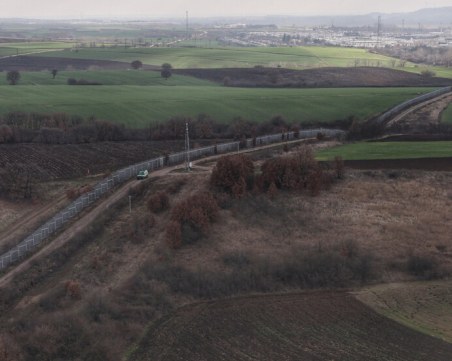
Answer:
[0, 141, 183, 181]
[0, 55, 158, 71]
[175, 66, 452, 88]
[131, 291, 452, 361]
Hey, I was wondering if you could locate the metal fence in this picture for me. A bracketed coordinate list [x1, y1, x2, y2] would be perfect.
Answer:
[0, 128, 343, 271]
[376, 86, 452, 125]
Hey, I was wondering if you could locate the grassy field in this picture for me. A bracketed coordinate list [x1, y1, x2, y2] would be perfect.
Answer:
[0, 42, 71, 56]
[316, 141, 452, 160]
[356, 281, 452, 343]
[33, 46, 403, 69]
[441, 103, 452, 124]
[0, 87, 434, 127]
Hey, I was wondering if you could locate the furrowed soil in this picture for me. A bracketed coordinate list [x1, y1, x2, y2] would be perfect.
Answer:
[0, 55, 157, 71]
[0, 141, 184, 181]
[175, 66, 452, 88]
[131, 291, 452, 361]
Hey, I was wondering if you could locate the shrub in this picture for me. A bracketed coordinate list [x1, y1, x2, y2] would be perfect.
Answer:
[165, 221, 182, 249]
[259, 147, 317, 192]
[407, 255, 439, 279]
[168, 192, 219, 247]
[420, 69, 436, 77]
[65, 280, 81, 300]
[67, 78, 77, 85]
[131, 60, 143, 69]
[210, 154, 254, 197]
[147, 191, 169, 213]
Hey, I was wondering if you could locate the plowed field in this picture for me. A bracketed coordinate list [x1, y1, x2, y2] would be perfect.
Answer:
[0, 141, 183, 181]
[131, 292, 452, 361]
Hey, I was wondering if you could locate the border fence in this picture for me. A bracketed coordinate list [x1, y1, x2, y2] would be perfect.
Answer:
[376, 86, 452, 125]
[0, 128, 344, 271]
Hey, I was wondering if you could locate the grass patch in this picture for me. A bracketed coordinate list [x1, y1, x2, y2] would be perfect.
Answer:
[316, 141, 452, 161]
[441, 103, 452, 124]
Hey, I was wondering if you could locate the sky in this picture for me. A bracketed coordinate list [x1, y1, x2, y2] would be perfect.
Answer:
[1, 0, 451, 19]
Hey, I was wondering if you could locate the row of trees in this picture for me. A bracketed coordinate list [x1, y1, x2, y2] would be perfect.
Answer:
[210, 150, 344, 199]
[377, 45, 452, 67]
[1, 111, 341, 144]
[3, 61, 172, 86]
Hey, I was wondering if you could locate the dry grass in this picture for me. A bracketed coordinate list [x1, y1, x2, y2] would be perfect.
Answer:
[2, 162, 452, 360]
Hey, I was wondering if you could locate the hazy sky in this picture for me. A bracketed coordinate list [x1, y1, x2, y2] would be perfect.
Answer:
[1, 0, 451, 19]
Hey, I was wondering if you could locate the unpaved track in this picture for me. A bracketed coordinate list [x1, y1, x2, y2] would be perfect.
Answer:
[386, 92, 452, 128]
[0, 194, 68, 249]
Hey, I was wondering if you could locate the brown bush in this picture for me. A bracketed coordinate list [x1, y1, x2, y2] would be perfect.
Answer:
[147, 191, 170, 213]
[65, 280, 81, 300]
[0, 334, 23, 361]
[168, 192, 219, 247]
[259, 147, 317, 192]
[210, 154, 254, 197]
[165, 221, 182, 249]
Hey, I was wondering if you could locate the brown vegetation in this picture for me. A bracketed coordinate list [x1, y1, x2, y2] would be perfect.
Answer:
[1, 148, 452, 361]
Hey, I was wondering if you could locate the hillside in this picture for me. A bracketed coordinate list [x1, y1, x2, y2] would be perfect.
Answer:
[1, 143, 452, 360]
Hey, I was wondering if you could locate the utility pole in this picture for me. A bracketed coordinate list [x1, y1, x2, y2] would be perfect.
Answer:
[377, 15, 382, 47]
[185, 122, 191, 171]
[186, 11, 189, 39]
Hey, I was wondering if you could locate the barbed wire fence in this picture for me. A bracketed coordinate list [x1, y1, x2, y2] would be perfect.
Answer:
[0, 128, 344, 271]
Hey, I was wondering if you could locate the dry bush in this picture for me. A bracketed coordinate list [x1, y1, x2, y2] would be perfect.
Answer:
[166, 192, 219, 248]
[65, 184, 94, 200]
[65, 188, 79, 200]
[65, 280, 82, 300]
[0, 334, 23, 361]
[210, 154, 254, 198]
[167, 177, 187, 194]
[147, 191, 169, 214]
[259, 147, 321, 194]
[165, 221, 182, 249]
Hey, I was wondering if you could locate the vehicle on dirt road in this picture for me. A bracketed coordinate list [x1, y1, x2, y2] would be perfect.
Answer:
[137, 170, 149, 180]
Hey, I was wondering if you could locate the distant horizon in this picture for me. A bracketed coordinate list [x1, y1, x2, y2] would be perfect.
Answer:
[0, 1, 451, 20]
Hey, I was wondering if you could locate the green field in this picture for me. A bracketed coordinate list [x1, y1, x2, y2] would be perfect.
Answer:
[441, 103, 452, 124]
[0, 87, 434, 127]
[316, 141, 452, 160]
[0, 42, 71, 56]
[34, 46, 402, 69]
